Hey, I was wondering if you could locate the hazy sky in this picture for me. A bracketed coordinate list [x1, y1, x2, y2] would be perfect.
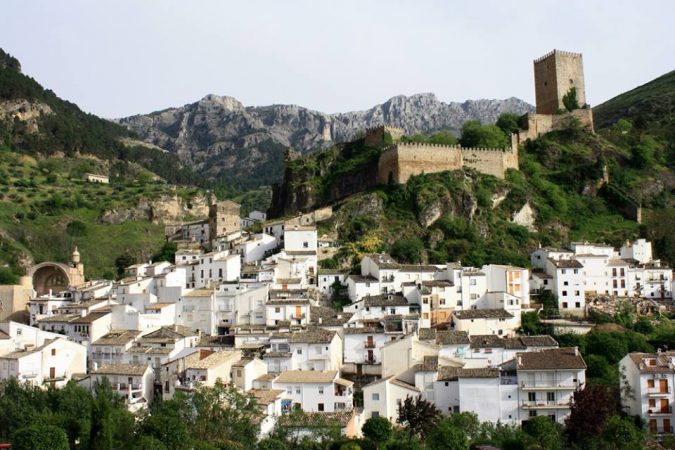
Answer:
[2, 0, 673, 118]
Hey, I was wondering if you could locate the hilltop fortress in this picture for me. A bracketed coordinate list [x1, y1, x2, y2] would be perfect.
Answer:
[373, 126, 519, 183]
[371, 49, 593, 183]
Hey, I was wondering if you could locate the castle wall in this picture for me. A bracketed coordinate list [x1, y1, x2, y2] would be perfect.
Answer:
[518, 108, 594, 141]
[461, 148, 509, 179]
[365, 125, 405, 146]
[378, 143, 463, 184]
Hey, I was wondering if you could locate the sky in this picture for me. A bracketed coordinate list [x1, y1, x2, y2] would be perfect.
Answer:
[1, 0, 674, 119]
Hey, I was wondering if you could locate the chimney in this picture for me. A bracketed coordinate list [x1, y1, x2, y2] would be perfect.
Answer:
[517, 356, 522, 366]
[318, 318, 322, 324]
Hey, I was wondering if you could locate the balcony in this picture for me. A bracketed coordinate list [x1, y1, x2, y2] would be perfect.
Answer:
[364, 341, 376, 349]
[113, 383, 143, 392]
[521, 382, 581, 391]
[647, 387, 671, 397]
[647, 407, 673, 416]
[520, 400, 571, 410]
[364, 357, 377, 365]
[292, 313, 306, 320]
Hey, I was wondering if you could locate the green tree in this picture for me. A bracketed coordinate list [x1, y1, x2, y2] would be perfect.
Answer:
[523, 416, 563, 450]
[601, 416, 645, 450]
[151, 241, 177, 263]
[114, 252, 136, 278]
[0, 267, 19, 284]
[396, 395, 441, 440]
[496, 112, 521, 136]
[390, 237, 424, 264]
[519, 311, 544, 335]
[361, 416, 393, 449]
[566, 385, 618, 445]
[426, 417, 469, 450]
[11, 424, 69, 450]
[562, 87, 580, 112]
[459, 120, 508, 148]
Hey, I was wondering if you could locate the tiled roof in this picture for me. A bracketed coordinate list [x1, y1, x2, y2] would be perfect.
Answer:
[627, 352, 675, 374]
[309, 306, 352, 327]
[548, 258, 584, 269]
[421, 280, 454, 288]
[69, 311, 110, 324]
[454, 309, 514, 320]
[187, 350, 240, 369]
[93, 363, 149, 376]
[517, 347, 586, 370]
[266, 299, 310, 305]
[93, 330, 142, 346]
[414, 355, 439, 372]
[183, 289, 214, 297]
[249, 388, 284, 406]
[437, 366, 461, 381]
[346, 275, 378, 283]
[458, 368, 499, 378]
[519, 335, 558, 347]
[362, 294, 408, 307]
[418, 328, 436, 341]
[469, 335, 504, 349]
[275, 370, 337, 384]
[272, 328, 336, 344]
[436, 330, 470, 346]
[343, 326, 383, 335]
[399, 264, 443, 272]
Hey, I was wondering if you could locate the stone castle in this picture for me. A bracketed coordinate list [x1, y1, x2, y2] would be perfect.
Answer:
[370, 49, 594, 184]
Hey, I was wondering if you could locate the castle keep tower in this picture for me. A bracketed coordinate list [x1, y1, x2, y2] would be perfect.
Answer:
[208, 200, 241, 238]
[533, 50, 586, 114]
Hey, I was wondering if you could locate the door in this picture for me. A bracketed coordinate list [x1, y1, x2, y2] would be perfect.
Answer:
[367, 336, 374, 348]
[295, 306, 302, 319]
[49, 367, 55, 379]
[664, 418, 671, 434]
[649, 419, 657, 433]
[367, 350, 374, 363]
[660, 399, 669, 413]
[660, 379, 668, 393]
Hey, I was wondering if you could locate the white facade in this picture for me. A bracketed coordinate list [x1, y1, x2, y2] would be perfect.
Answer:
[620, 352, 675, 435]
[363, 376, 420, 420]
[272, 370, 353, 413]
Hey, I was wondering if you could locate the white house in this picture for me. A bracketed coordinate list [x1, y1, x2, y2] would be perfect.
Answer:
[272, 370, 353, 413]
[619, 351, 675, 435]
[452, 309, 519, 337]
[266, 329, 342, 373]
[362, 375, 420, 421]
[265, 299, 311, 327]
[0, 337, 87, 387]
[88, 363, 154, 411]
[342, 327, 388, 375]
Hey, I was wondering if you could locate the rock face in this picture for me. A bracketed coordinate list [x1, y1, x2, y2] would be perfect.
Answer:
[98, 194, 210, 225]
[119, 93, 533, 188]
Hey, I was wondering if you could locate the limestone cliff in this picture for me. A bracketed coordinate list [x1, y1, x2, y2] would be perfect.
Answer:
[119, 93, 533, 188]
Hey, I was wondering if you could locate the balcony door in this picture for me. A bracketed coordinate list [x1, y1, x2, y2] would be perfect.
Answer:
[660, 399, 669, 413]
[49, 367, 55, 378]
[659, 379, 668, 393]
[665, 418, 671, 433]
[367, 336, 374, 348]
[295, 306, 302, 318]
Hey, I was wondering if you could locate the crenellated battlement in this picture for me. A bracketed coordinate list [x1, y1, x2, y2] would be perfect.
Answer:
[376, 132, 519, 184]
[534, 49, 582, 63]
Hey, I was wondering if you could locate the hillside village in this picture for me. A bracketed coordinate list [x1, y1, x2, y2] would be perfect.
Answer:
[0, 47, 674, 448]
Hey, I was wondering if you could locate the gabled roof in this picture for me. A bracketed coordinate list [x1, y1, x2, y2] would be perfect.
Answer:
[436, 330, 470, 346]
[362, 294, 408, 307]
[454, 309, 514, 320]
[274, 370, 337, 384]
[93, 363, 150, 376]
[517, 347, 586, 370]
[271, 328, 336, 344]
[93, 330, 142, 346]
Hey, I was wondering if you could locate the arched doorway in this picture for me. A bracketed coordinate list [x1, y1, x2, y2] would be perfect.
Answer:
[30, 264, 70, 296]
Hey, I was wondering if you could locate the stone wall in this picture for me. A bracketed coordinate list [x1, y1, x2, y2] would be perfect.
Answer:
[534, 50, 586, 114]
[365, 125, 405, 146]
[377, 137, 518, 183]
[518, 108, 594, 141]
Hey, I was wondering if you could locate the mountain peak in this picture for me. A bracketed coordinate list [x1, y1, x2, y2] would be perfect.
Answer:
[198, 94, 243, 111]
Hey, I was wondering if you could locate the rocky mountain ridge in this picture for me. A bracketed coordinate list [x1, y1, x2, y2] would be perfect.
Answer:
[119, 93, 533, 188]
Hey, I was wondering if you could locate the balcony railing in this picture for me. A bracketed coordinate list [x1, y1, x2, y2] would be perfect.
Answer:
[647, 387, 671, 396]
[364, 341, 376, 349]
[520, 400, 570, 409]
[292, 313, 306, 320]
[521, 382, 581, 391]
[364, 358, 377, 365]
[648, 407, 673, 415]
[113, 383, 143, 392]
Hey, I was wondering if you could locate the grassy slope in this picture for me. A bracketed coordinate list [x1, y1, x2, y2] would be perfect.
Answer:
[0, 146, 198, 279]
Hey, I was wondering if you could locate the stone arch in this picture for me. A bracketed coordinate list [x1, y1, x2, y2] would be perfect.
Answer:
[28, 263, 72, 296]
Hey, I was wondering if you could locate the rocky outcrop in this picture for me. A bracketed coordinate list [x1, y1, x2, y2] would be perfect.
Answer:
[0, 100, 52, 135]
[119, 93, 533, 188]
[512, 202, 537, 231]
[99, 194, 210, 225]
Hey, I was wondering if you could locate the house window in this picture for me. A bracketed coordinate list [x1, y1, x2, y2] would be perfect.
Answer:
[319, 387, 324, 395]
[528, 392, 536, 402]
[470, 279, 476, 286]
[297, 348, 302, 355]
[318, 403, 324, 411]
[372, 393, 380, 401]
[51, 349, 56, 356]
[529, 411, 537, 417]
[647, 379, 655, 388]
[562, 291, 567, 296]
[562, 302, 568, 308]
[295, 388, 300, 394]
[237, 370, 242, 377]
[287, 386, 292, 394]
[275, 307, 281, 313]
[303, 242, 309, 248]
[574, 291, 580, 296]
[371, 411, 379, 418]
[547, 392, 555, 402]
[575, 302, 581, 308]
